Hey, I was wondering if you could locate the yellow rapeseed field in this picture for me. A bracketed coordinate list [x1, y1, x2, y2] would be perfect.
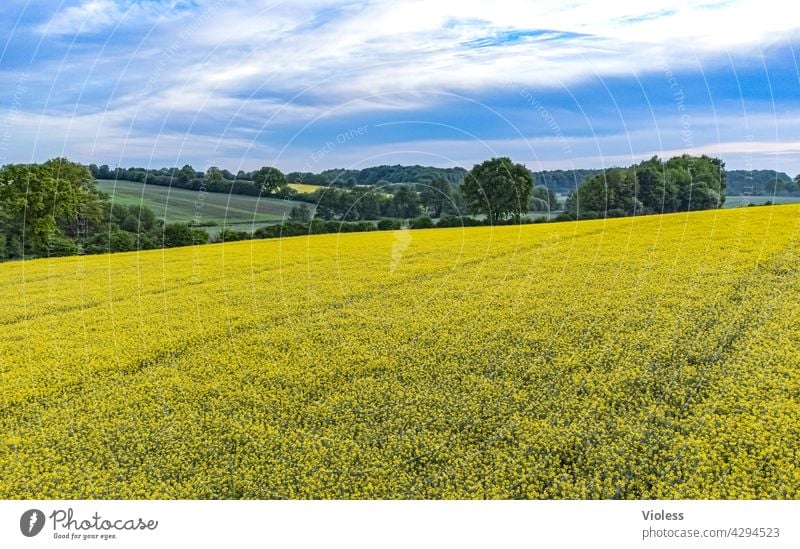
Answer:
[287, 183, 323, 194]
[1, 205, 799, 499]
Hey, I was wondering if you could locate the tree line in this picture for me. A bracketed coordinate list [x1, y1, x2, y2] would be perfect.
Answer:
[726, 169, 799, 195]
[92, 161, 798, 216]
[90, 163, 561, 221]
[2, 154, 733, 261]
[563, 155, 727, 220]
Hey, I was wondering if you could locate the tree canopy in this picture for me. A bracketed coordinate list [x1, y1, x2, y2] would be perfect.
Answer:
[461, 157, 534, 224]
[252, 166, 286, 195]
[0, 158, 105, 257]
[565, 154, 726, 219]
[418, 176, 451, 218]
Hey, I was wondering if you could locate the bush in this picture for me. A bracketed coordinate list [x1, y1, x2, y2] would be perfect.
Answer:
[309, 219, 328, 234]
[436, 215, 483, 228]
[192, 229, 209, 245]
[108, 229, 136, 252]
[253, 221, 310, 239]
[46, 233, 79, 257]
[216, 229, 251, 242]
[253, 226, 276, 239]
[409, 216, 434, 229]
[135, 233, 160, 250]
[337, 221, 375, 233]
[605, 208, 628, 218]
[377, 218, 401, 230]
[354, 221, 376, 232]
[553, 212, 575, 222]
[284, 221, 310, 236]
[252, 219, 376, 239]
[323, 220, 342, 233]
[163, 223, 209, 247]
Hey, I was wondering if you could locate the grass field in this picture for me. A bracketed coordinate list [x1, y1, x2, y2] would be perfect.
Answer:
[95, 179, 312, 227]
[2, 205, 800, 498]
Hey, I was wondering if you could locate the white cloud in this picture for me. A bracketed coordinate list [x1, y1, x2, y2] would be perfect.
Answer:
[35, 0, 168, 35]
[28, 0, 800, 107]
[10, 0, 800, 170]
[118, 0, 798, 119]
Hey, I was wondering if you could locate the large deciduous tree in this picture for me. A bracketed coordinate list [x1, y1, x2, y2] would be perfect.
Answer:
[461, 157, 534, 224]
[253, 166, 286, 195]
[0, 158, 105, 258]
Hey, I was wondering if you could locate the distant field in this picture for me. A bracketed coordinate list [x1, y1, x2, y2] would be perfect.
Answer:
[95, 179, 312, 227]
[288, 183, 324, 194]
[724, 195, 800, 208]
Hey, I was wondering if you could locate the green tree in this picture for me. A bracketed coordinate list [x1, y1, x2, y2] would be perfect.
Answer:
[564, 168, 639, 219]
[386, 185, 421, 218]
[633, 156, 678, 214]
[108, 228, 137, 252]
[289, 203, 312, 223]
[665, 154, 725, 210]
[163, 223, 208, 247]
[120, 204, 158, 233]
[177, 164, 196, 185]
[565, 155, 726, 220]
[528, 185, 560, 212]
[461, 157, 534, 224]
[0, 158, 104, 258]
[253, 166, 286, 195]
[352, 189, 384, 220]
[443, 187, 467, 216]
[419, 176, 451, 218]
[206, 167, 224, 183]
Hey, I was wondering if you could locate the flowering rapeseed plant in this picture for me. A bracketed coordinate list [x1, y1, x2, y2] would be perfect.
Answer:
[0, 205, 798, 499]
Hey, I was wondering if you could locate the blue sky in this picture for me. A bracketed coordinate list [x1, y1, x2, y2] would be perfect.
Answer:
[1, 0, 799, 175]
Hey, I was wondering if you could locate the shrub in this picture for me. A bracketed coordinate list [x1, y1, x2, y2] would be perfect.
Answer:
[46, 233, 80, 257]
[216, 229, 251, 243]
[377, 218, 401, 230]
[436, 215, 483, 228]
[163, 223, 209, 247]
[409, 216, 434, 229]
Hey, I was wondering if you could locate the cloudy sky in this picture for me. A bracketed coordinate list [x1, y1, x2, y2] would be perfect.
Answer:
[1, 0, 799, 175]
